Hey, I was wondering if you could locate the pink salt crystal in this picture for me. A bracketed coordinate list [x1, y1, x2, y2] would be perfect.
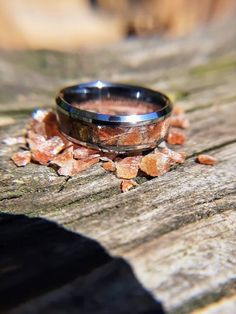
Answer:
[161, 147, 186, 164]
[58, 157, 100, 176]
[73, 146, 100, 159]
[157, 141, 167, 149]
[28, 119, 45, 137]
[75, 157, 100, 171]
[102, 160, 116, 172]
[167, 128, 186, 145]
[32, 109, 49, 122]
[11, 151, 31, 167]
[50, 147, 74, 167]
[30, 110, 70, 145]
[51, 147, 100, 176]
[43, 111, 68, 143]
[57, 162, 77, 176]
[169, 115, 190, 129]
[196, 154, 217, 166]
[172, 105, 185, 116]
[26, 131, 46, 150]
[121, 179, 138, 192]
[140, 152, 170, 177]
[31, 136, 65, 165]
[51, 147, 77, 176]
[29, 109, 49, 138]
[115, 156, 142, 179]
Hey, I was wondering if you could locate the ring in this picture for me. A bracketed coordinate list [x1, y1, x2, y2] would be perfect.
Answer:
[56, 81, 172, 153]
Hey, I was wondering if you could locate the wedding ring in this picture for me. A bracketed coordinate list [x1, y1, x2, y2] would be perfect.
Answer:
[56, 81, 172, 153]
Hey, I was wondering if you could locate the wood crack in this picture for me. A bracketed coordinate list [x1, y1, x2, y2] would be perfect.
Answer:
[57, 177, 71, 193]
[0, 194, 23, 202]
[187, 139, 236, 159]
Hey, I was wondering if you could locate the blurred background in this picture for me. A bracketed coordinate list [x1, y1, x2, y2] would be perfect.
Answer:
[0, 0, 236, 51]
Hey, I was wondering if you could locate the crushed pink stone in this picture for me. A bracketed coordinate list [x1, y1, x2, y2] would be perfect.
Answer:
[172, 104, 185, 116]
[196, 154, 217, 166]
[31, 136, 65, 165]
[161, 147, 186, 164]
[73, 146, 101, 159]
[115, 156, 142, 179]
[121, 179, 138, 192]
[167, 128, 186, 145]
[11, 151, 31, 167]
[102, 160, 116, 172]
[140, 152, 171, 177]
[170, 115, 190, 129]
[6, 106, 214, 192]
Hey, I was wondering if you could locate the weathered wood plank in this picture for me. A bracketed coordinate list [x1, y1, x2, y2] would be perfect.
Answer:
[1, 17, 236, 314]
[124, 210, 236, 313]
[1, 100, 235, 214]
[0, 20, 236, 114]
[55, 142, 236, 252]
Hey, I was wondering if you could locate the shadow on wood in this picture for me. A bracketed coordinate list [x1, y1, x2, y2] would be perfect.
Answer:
[0, 213, 164, 314]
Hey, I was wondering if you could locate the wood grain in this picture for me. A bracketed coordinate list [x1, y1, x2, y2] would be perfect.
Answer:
[0, 18, 236, 314]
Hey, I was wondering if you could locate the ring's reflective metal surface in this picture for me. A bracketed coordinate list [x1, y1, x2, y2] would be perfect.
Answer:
[56, 81, 173, 153]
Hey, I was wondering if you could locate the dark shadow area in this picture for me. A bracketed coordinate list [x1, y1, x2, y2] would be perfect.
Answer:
[0, 213, 165, 314]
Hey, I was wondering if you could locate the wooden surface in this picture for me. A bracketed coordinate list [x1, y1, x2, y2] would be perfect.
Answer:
[0, 18, 236, 314]
[0, 213, 164, 314]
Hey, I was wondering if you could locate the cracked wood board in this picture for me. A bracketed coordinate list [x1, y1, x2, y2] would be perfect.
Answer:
[0, 18, 236, 314]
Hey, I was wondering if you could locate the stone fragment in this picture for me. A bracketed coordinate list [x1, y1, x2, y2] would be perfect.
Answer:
[58, 157, 100, 176]
[172, 104, 185, 115]
[44, 112, 72, 146]
[167, 128, 186, 145]
[30, 110, 70, 146]
[161, 147, 186, 164]
[31, 136, 65, 165]
[196, 154, 217, 165]
[140, 152, 170, 177]
[51, 147, 99, 176]
[8, 105, 192, 186]
[170, 115, 190, 129]
[29, 110, 48, 137]
[11, 151, 31, 167]
[26, 131, 46, 150]
[74, 146, 100, 159]
[157, 141, 167, 149]
[32, 109, 49, 122]
[43, 111, 61, 138]
[50, 147, 74, 167]
[121, 179, 138, 192]
[102, 160, 116, 172]
[116, 156, 142, 179]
